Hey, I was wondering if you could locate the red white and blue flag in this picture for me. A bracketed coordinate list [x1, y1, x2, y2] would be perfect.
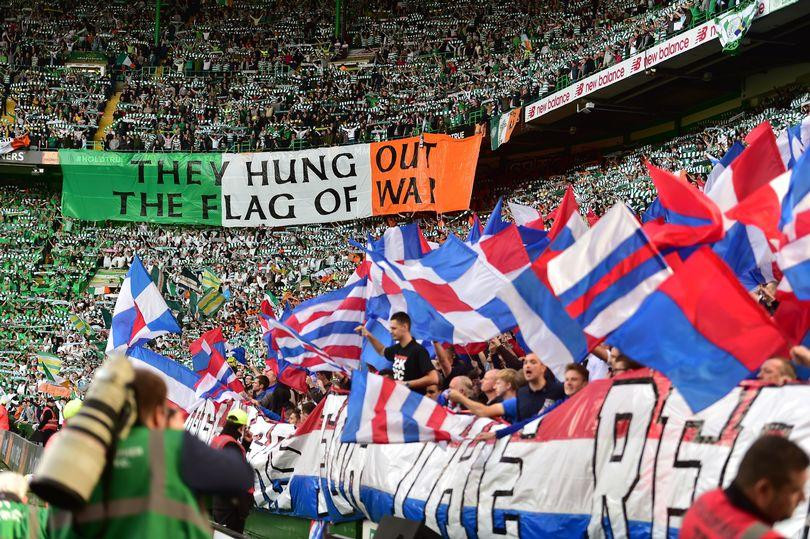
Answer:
[725, 146, 810, 253]
[190, 328, 245, 394]
[707, 122, 786, 289]
[474, 202, 587, 376]
[545, 185, 588, 252]
[128, 346, 201, 414]
[263, 278, 367, 372]
[703, 140, 745, 193]
[547, 203, 672, 345]
[259, 301, 347, 372]
[776, 115, 810, 170]
[641, 163, 724, 251]
[341, 369, 478, 443]
[608, 248, 788, 412]
[106, 255, 181, 353]
[259, 301, 310, 393]
[508, 201, 545, 230]
[362, 233, 519, 345]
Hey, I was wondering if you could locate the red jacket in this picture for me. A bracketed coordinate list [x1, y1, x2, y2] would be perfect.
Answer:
[0, 405, 9, 431]
[211, 433, 253, 495]
[681, 487, 784, 538]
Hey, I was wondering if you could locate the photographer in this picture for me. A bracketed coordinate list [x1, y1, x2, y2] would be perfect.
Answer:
[51, 368, 254, 538]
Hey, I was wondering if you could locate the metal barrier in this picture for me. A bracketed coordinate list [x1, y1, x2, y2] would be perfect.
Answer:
[0, 429, 43, 475]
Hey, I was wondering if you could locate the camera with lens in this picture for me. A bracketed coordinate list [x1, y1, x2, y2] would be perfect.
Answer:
[30, 355, 137, 510]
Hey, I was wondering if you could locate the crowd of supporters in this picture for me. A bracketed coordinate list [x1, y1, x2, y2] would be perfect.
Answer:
[1, 84, 808, 436]
[1, 0, 742, 151]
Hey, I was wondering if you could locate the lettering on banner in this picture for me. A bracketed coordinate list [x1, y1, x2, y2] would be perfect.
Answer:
[221, 147, 369, 226]
[112, 158, 227, 220]
[588, 378, 659, 538]
[392, 445, 441, 519]
[371, 140, 439, 213]
[662, 386, 758, 531]
[319, 399, 357, 519]
[477, 436, 523, 537]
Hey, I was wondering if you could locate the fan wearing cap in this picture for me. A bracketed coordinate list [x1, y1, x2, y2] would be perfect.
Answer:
[210, 408, 254, 534]
[0, 471, 48, 538]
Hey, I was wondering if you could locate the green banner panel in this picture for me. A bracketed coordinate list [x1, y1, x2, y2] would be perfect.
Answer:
[60, 150, 223, 226]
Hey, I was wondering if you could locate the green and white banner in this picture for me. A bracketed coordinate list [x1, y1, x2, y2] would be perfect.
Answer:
[60, 151, 223, 226]
[714, 2, 758, 52]
[59, 134, 481, 227]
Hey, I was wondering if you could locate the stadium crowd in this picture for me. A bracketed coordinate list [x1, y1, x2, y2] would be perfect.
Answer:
[1, 83, 808, 439]
[2, 0, 741, 151]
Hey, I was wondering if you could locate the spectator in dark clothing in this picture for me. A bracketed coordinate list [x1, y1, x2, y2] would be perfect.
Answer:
[210, 409, 254, 534]
[356, 312, 438, 394]
[435, 343, 473, 388]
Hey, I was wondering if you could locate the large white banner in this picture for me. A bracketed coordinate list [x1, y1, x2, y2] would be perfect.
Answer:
[219, 133, 482, 227]
[524, 0, 778, 123]
[221, 145, 374, 227]
[244, 372, 810, 538]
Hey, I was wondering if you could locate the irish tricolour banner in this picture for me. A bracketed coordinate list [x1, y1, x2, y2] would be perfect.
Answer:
[490, 108, 521, 151]
[60, 133, 482, 227]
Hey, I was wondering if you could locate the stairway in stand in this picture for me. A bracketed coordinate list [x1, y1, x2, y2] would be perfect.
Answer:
[93, 89, 122, 146]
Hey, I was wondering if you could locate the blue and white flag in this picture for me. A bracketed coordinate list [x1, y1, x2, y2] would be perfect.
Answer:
[106, 255, 181, 353]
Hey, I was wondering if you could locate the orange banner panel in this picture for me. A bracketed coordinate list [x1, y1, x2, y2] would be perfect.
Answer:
[370, 132, 481, 215]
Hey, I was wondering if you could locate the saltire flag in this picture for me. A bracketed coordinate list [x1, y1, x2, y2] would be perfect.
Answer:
[260, 300, 311, 393]
[360, 234, 520, 345]
[200, 268, 221, 290]
[508, 201, 545, 230]
[190, 328, 245, 394]
[342, 369, 478, 443]
[641, 163, 723, 251]
[708, 122, 786, 289]
[106, 255, 181, 353]
[196, 288, 226, 317]
[608, 248, 788, 412]
[490, 107, 521, 151]
[69, 314, 93, 335]
[474, 200, 586, 376]
[127, 346, 201, 414]
[37, 353, 62, 382]
[704, 141, 745, 194]
[0, 134, 30, 155]
[259, 306, 346, 372]
[466, 213, 483, 243]
[706, 122, 786, 214]
[776, 115, 810, 170]
[369, 222, 432, 262]
[547, 203, 672, 347]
